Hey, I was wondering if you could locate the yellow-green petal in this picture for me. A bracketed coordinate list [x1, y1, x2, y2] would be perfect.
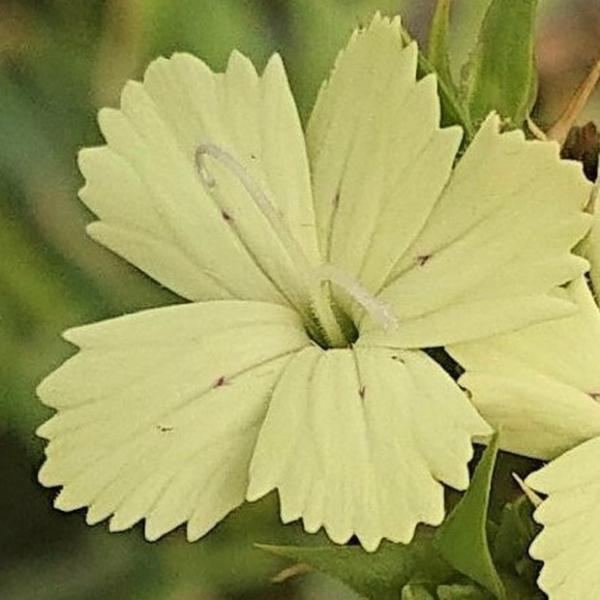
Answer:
[306, 14, 591, 346]
[307, 14, 462, 317]
[449, 278, 600, 459]
[247, 345, 490, 551]
[371, 116, 591, 346]
[80, 51, 318, 306]
[37, 301, 309, 541]
[527, 435, 600, 599]
[580, 181, 600, 298]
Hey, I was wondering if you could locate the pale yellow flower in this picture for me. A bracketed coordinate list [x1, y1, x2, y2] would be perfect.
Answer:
[37, 15, 590, 552]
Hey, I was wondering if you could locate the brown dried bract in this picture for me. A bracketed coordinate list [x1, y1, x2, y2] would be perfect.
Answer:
[561, 121, 600, 182]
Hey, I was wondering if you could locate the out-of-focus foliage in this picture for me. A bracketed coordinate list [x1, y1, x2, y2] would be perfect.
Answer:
[1, 1, 599, 598]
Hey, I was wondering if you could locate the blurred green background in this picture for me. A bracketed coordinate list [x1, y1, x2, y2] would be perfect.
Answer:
[1, 1, 599, 598]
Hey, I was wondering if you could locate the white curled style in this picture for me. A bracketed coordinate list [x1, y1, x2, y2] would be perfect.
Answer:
[318, 264, 399, 331]
[195, 143, 398, 344]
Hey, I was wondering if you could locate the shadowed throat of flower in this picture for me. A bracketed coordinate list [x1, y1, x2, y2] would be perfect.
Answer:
[195, 142, 396, 349]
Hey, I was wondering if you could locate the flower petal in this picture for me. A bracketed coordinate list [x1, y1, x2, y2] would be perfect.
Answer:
[307, 15, 462, 309]
[247, 345, 490, 551]
[526, 435, 600, 599]
[307, 15, 590, 343]
[580, 181, 600, 298]
[448, 278, 600, 459]
[80, 51, 318, 306]
[37, 301, 309, 541]
[370, 116, 592, 346]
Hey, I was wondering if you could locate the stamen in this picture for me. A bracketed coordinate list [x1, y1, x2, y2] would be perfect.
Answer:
[318, 264, 399, 331]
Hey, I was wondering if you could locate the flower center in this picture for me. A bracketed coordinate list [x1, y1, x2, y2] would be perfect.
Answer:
[195, 144, 397, 349]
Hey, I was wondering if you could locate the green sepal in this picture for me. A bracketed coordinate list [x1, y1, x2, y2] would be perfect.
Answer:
[257, 538, 454, 600]
[492, 495, 539, 570]
[465, 0, 539, 127]
[427, 0, 454, 88]
[435, 434, 506, 599]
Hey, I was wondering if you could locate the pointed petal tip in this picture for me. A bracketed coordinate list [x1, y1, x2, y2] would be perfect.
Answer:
[37, 462, 56, 487]
[35, 418, 54, 439]
[54, 488, 84, 512]
[524, 468, 546, 492]
[186, 524, 205, 543]
[245, 478, 272, 504]
[226, 48, 258, 75]
[323, 526, 354, 548]
[86, 505, 109, 526]
[359, 11, 404, 42]
[144, 520, 166, 543]
[357, 535, 383, 553]
[108, 514, 135, 534]
[264, 51, 285, 73]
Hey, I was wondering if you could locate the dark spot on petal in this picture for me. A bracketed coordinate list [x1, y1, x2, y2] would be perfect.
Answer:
[390, 354, 404, 363]
[589, 391, 600, 401]
[157, 425, 173, 433]
[250, 153, 257, 160]
[416, 254, 431, 266]
[333, 191, 340, 208]
[214, 375, 227, 388]
[358, 385, 366, 399]
[221, 210, 233, 222]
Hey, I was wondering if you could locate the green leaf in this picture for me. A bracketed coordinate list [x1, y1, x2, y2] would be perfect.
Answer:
[447, 0, 493, 85]
[435, 434, 506, 599]
[491, 495, 543, 595]
[400, 25, 475, 142]
[465, 0, 539, 126]
[501, 572, 545, 600]
[437, 583, 491, 600]
[258, 539, 454, 600]
[492, 495, 539, 569]
[427, 0, 453, 87]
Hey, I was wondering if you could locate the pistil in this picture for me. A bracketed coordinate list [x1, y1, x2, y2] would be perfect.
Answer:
[195, 144, 395, 349]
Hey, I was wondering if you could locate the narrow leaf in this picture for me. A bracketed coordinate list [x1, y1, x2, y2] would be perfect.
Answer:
[466, 0, 538, 127]
[435, 434, 506, 599]
[427, 0, 453, 86]
[492, 495, 539, 569]
[257, 539, 453, 600]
